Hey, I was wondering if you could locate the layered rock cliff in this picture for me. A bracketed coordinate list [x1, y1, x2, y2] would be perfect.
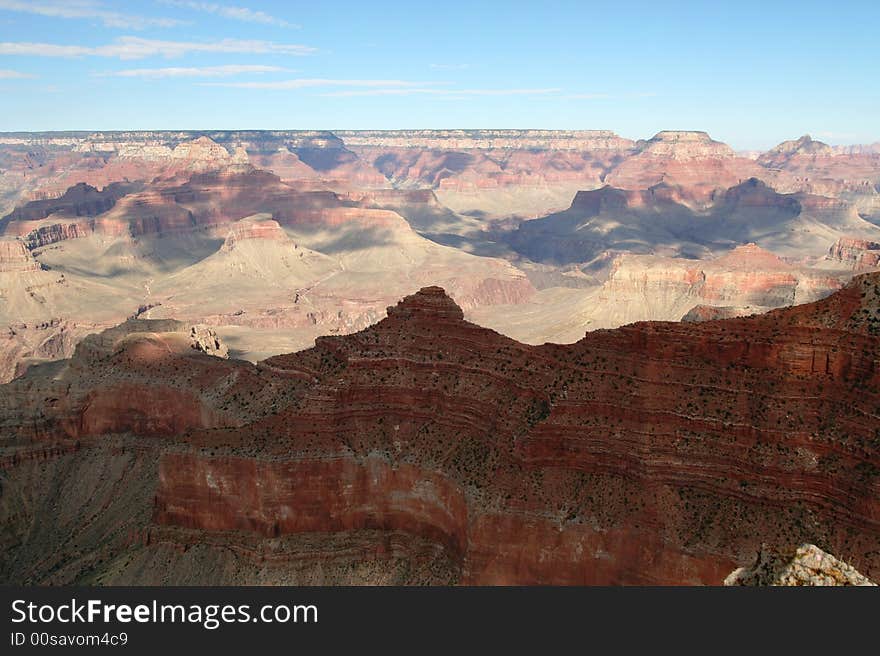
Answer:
[758, 135, 880, 194]
[336, 129, 636, 151]
[4, 129, 880, 227]
[828, 237, 880, 271]
[1, 278, 878, 585]
[604, 132, 766, 198]
[0, 238, 41, 273]
[603, 243, 847, 321]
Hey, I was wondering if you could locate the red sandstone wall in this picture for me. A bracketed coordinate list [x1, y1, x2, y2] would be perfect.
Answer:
[155, 454, 469, 556]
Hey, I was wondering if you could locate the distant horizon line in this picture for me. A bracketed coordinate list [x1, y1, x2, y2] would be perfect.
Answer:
[0, 128, 877, 151]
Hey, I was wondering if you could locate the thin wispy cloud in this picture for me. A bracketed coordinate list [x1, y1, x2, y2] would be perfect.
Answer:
[320, 87, 562, 98]
[565, 93, 612, 100]
[202, 78, 436, 90]
[0, 68, 33, 78]
[161, 1, 297, 28]
[101, 64, 286, 78]
[565, 92, 657, 100]
[0, 37, 317, 59]
[0, 0, 183, 29]
[429, 63, 469, 70]
[202, 80, 564, 97]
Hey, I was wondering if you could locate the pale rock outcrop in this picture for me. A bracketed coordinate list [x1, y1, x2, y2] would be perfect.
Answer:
[724, 544, 876, 586]
[189, 325, 228, 358]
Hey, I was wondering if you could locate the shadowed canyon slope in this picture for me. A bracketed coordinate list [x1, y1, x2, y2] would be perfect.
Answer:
[505, 177, 878, 264]
[1, 278, 878, 584]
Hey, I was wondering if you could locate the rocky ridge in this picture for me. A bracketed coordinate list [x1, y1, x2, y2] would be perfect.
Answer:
[1, 278, 878, 584]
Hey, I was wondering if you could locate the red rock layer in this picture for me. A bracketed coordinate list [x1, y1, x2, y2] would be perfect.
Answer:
[155, 455, 469, 556]
[77, 383, 227, 438]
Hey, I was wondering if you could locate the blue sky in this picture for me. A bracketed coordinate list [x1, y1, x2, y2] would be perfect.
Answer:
[0, 0, 877, 149]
